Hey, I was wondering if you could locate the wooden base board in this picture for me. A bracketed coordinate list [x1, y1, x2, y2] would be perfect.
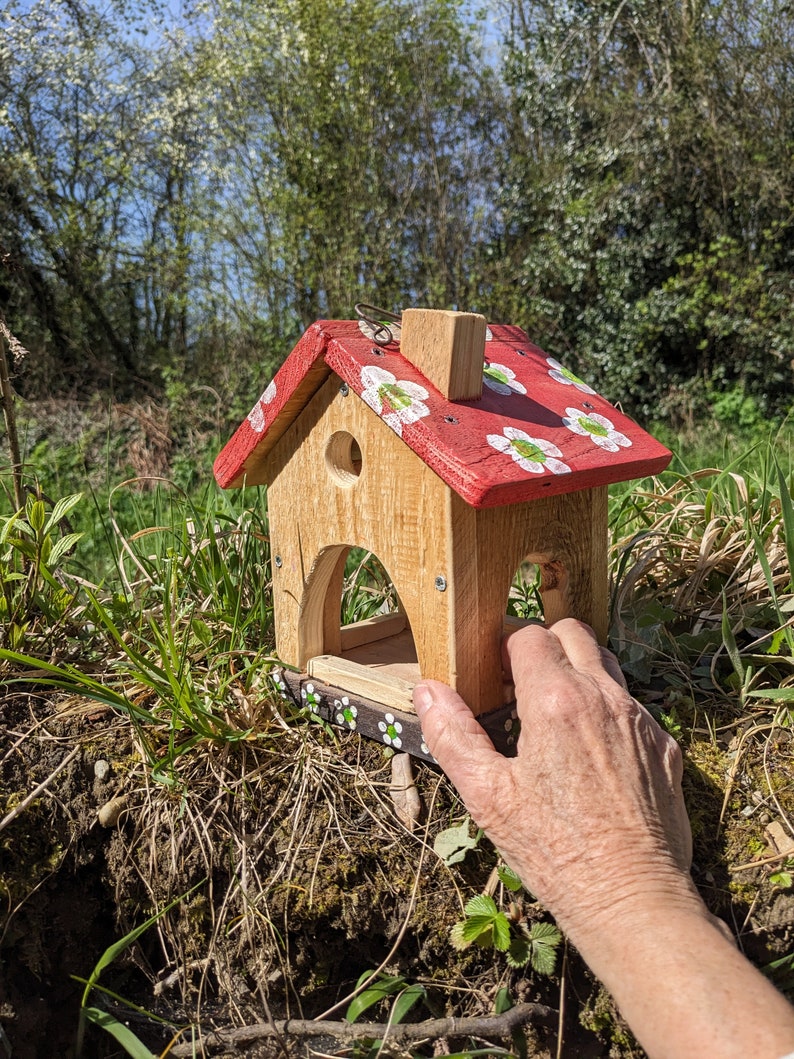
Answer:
[271, 666, 520, 760]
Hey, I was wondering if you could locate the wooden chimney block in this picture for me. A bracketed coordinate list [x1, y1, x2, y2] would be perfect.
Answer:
[400, 308, 486, 401]
[214, 308, 672, 757]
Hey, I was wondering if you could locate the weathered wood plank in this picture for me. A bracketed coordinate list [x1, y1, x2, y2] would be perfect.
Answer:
[307, 654, 416, 712]
[339, 611, 407, 651]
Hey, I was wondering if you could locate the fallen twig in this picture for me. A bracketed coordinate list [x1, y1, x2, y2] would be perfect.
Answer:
[169, 1002, 556, 1056]
[0, 744, 80, 833]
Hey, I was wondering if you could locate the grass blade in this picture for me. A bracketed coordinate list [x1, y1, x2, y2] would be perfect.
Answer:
[81, 1008, 156, 1058]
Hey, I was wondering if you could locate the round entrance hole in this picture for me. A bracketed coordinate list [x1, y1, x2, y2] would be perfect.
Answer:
[325, 431, 363, 486]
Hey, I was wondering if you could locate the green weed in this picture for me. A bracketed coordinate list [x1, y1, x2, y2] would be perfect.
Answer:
[73, 884, 201, 1057]
[0, 491, 84, 651]
[0, 484, 281, 784]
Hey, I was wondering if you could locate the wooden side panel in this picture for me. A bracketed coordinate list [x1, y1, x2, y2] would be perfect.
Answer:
[266, 375, 458, 691]
[400, 308, 486, 400]
[440, 486, 609, 713]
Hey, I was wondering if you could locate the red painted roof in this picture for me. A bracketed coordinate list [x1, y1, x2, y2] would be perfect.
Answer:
[214, 319, 671, 508]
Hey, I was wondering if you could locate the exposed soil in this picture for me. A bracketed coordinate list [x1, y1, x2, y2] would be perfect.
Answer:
[2, 684, 794, 1059]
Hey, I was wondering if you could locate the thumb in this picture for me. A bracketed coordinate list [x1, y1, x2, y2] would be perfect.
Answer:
[413, 680, 505, 803]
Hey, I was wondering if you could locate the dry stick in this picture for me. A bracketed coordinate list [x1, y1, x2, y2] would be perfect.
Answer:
[556, 940, 568, 1059]
[0, 332, 23, 509]
[732, 850, 793, 873]
[168, 1003, 556, 1058]
[0, 744, 81, 833]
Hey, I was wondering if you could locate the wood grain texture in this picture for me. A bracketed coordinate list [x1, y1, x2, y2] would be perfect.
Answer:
[265, 375, 458, 693]
[399, 308, 486, 400]
[339, 611, 407, 651]
[307, 654, 416, 712]
[441, 485, 609, 710]
[264, 371, 608, 713]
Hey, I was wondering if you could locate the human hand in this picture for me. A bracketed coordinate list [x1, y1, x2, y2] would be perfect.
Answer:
[413, 619, 701, 946]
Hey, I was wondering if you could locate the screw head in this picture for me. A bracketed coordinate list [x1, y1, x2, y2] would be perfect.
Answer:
[434, 575, 447, 592]
[274, 555, 283, 568]
[339, 382, 349, 396]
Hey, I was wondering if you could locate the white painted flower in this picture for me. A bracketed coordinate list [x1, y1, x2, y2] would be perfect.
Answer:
[334, 696, 357, 730]
[483, 362, 527, 396]
[562, 407, 631, 452]
[270, 668, 288, 700]
[486, 427, 571, 475]
[247, 380, 277, 432]
[546, 357, 596, 395]
[359, 365, 429, 438]
[420, 740, 435, 761]
[378, 712, 403, 749]
[301, 682, 322, 714]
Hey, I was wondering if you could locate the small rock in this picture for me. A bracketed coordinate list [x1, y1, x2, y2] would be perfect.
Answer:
[741, 805, 755, 817]
[766, 820, 794, 856]
[389, 753, 422, 831]
[98, 796, 128, 827]
[94, 759, 111, 782]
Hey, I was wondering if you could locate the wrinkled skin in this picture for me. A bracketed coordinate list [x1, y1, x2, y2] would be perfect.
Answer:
[414, 619, 695, 935]
[414, 619, 794, 1059]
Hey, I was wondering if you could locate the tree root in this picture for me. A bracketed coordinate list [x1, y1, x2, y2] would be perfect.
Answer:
[169, 1001, 556, 1056]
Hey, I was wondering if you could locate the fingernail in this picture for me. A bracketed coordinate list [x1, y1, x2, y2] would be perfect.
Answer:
[413, 683, 434, 719]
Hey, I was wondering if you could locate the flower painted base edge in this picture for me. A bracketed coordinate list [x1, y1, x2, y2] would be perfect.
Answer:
[270, 668, 520, 760]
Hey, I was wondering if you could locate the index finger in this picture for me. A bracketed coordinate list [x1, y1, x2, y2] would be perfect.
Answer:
[503, 621, 572, 690]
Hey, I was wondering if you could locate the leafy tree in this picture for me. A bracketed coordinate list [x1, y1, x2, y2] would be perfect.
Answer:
[0, 0, 220, 392]
[498, 0, 794, 417]
[208, 0, 501, 338]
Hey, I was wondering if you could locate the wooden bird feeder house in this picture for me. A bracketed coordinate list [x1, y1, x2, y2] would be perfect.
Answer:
[215, 309, 671, 757]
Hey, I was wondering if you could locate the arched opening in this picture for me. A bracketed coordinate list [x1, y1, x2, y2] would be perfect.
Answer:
[301, 545, 419, 710]
[505, 558, 544, 633]
[338, 548, 417, 682]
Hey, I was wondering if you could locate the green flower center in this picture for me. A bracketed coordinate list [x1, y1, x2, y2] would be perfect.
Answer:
[512, 439, 546, 463]
[379, 382, 412, 412]
[343, 707, 355, 723]
[484, 365, 509, 385]
[387, 723, 398, 739]
[579, 416, 609, 437]
[561, 366, 586, 386]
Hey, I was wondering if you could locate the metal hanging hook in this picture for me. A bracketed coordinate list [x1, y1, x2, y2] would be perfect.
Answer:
[354, 302, 402, 346]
